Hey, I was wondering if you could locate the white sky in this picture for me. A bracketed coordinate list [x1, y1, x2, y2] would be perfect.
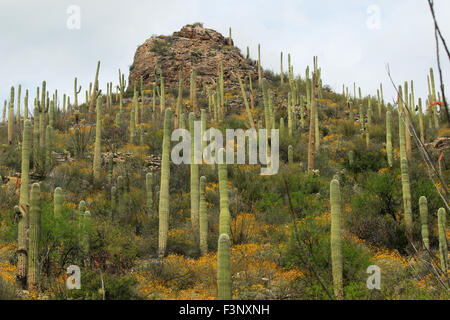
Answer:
[0, 0, 449, 111]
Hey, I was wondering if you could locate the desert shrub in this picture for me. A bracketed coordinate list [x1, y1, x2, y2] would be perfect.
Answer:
[0, 144, 21, 173]
[336, 119, 359, 138]
[66, 270, 142, 300]
[283, 216, 372, 299]
[343, 146, 387, 176]
[89, 222, 138, 275]
[0, 276, 19, 300]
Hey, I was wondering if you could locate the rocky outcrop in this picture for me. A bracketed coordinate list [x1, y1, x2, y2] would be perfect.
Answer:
[128, 24, 259, 90]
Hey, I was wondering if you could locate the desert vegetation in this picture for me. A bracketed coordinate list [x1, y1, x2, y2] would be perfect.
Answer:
[0, 23, 448, 301]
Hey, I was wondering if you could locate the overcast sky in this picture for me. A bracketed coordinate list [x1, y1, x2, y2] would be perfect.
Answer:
[0, 0, 449, 111]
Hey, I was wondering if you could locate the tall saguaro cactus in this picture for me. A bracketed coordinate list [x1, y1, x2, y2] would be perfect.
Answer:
[8, 86, 14, 144]
[93, 96, 102, 185]
[158, 108, 172, 258]
[258, 44, 262, 87]
[437, 208, 448, 272]
[217, 233, 231, 300]
[199, 176, 208, 256]
[288, 145, 293, 165]
[17, 119, 32, 288]
[419, 196, 429, 250]
[330, 179, 343, 300]
[54, 187, 63, 218]
[218, 148, 230, 236]
[74, 77, 81, 109]
[386, 111, 393, 167]
[88, 61, 101, 120]
[237, 74, 255, 129]
[28, 183, 41, 290]
[146, 173, 153, 217]
[398, 86, 413, 237]
[308, 72, 316, 172]
[189, 113, 200, 237]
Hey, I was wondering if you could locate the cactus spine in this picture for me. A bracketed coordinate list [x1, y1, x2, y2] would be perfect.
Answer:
[28, 183, 41, 290]
[158, 108, 172, 257]
[218, 148, 230, 235]
[217, 233, 231, 300]
[54, 187, 63, 218]
[386, 111, 393, 167]
[419, 196, 429, 250]
[330, 179, 343, 300]
[146, 173, 153, 217]
[199, 176, 208, 255]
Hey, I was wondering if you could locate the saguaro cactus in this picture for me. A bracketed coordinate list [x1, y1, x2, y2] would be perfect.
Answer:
[74, 77, 81, 109]
[418, 98, 425, 144]
[386, 111, 393, 167]
[258, 44, 262, 87]
[17, 119, 32, 288]
[217, 233, 231, 300]
[175, 71, 183, 128]
[218, 148, 230, 236]
[366, 100, 372, 148]
[437, 208, 448, 272]
[398, 87, 413, 237]
[308, 72, 317, 171]
[2, 100, 6, 123]
[146, 173, 153, 217]
[288, 145, 293, 165]
[81, 210, 91, 265]
[158, 108, 172, 257]
[330, 179, 343, 300]
[419, 196, 429, 250]
[190, 69, 197, 115]
[93, 96, 102, 184]
[8, 86, 14, 144]
[237, 74, 255, 129]
[111, 186, 117, 221]
[17, 85, 21, 125]
[45, 125, 52, 171]
[28, 183, 41, 290]
[199, 176, 208, 256]
[117, 176, 125, 219]
[54, 187, 63, 218]
[189, 113, 200, 236]
[88, 60, 101, 119]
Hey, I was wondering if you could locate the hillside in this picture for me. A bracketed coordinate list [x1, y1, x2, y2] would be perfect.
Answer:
[0, 24, 449, 301]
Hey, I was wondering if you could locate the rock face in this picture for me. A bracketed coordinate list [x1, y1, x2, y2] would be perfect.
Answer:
[128, 24, 259, 90]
